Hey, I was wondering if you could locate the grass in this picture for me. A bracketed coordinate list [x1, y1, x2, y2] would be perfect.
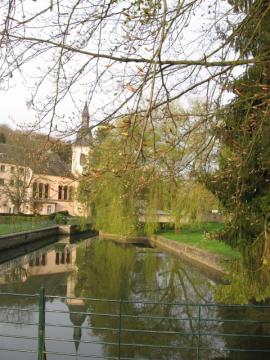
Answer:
[0, 220, 56, 236]
[67, 216, 83, 225]
[157, 222, 241, 259]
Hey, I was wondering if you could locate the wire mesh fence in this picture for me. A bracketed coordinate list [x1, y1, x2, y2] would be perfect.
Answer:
[0, 289, 269, 359]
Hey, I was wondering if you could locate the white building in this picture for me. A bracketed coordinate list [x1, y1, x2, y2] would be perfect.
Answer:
[0, 104, 91, 216]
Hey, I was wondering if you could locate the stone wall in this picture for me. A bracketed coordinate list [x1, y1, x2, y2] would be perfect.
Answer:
[149, 235, 227, 277]
[0, 226, 58, 251]
[99, 231, 148, 244]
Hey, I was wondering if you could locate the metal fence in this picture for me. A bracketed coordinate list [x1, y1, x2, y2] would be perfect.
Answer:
[0, 289, 269, 359]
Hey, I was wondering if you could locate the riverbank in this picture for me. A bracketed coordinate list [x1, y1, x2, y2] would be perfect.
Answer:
[0, 224, 97, 251]
[157, 222, 240, 259]
[100, 223, 240, 277]
[0, 219, 55, 235]
[0, 226, 59, 251]
[149, 235, 228, 277]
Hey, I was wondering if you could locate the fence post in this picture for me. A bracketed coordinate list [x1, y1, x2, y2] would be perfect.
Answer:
[38, 287, 46, 360]
[196, 304, 201, 360]
[118, 300, 123, 360]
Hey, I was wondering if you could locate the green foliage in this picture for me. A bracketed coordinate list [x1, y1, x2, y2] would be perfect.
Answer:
[228, 0, 254, 13]
[52, 212, 69, 225]
[0, 217, 55, 235]
[159, 222, 241, 259]
[206, 1, 270, 256]
[0, 214, 50, 224]
[0, 132, 6, 143]
[48, 210, 69, 221]
[79, 109, 218, 236]
[215, 252, 270, 304]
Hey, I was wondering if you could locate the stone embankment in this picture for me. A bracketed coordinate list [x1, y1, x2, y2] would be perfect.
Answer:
[0, 224, 96, 251]
[99, 231, 148, 244]
[0, 226, 58, 251]
[58, 223, 93, 235]
[149, 235, 227, 277]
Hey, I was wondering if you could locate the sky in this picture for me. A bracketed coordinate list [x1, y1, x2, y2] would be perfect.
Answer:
[0, 0, 239, 135]
[0, 80, 83, 133]
[1, 84, 36, 128]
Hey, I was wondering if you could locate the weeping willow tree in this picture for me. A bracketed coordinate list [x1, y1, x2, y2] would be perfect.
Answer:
[79, 105, 218, 235]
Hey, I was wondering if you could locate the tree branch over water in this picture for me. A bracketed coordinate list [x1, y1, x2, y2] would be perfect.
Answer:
[0, 0, 257, 133]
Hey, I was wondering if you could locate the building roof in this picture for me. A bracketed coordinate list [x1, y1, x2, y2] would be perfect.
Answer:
[75, 102, 92, 146]
[0, 143, 74, 178]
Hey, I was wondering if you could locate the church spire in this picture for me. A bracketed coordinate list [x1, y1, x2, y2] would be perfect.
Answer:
[75, 102, 92, 146]
[82, 101, 89, 128]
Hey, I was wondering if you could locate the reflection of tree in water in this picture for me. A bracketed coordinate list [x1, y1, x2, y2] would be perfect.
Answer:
[215, 255, 270, 305]
[0, 238, 268, 359]
[215, 304, 270, 360]
[74, 240, 224, 359]
[213, 254, 270, 360]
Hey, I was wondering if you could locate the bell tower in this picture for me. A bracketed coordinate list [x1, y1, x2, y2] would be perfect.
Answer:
[72, 102, 92, 176]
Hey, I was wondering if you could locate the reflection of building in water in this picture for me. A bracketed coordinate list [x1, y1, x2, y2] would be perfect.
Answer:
[0, 244, 77, 284]
[66, 272, 87, 353]
[0, 241, 88, 353]
[68, 300, 87, 354]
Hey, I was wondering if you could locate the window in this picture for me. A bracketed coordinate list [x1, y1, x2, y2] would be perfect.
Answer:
[0, 165, 5, 172]
[66, 248, 71, 264]
[19, 167, 24, 175]
[41, 253, 47, 266]
[58, 185, 63, 200]
[80, 153, 86, 166]
[63, 186, 68, 200]
[55, 252, 60, 265]
[33, 182, 37, 198]
[38, 183, 43, 199]
[18, 180, 23, 187]
[47, 205, 52, 214]
[10, 166, 15, 173]
[10, 179, 14, 186]
[44, 184, 49, 199]
[0, 178, 4, 185]
[35, 257, 40, 266]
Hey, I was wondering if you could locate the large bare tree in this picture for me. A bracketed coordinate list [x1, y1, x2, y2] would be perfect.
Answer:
[0, 1, 265, 140]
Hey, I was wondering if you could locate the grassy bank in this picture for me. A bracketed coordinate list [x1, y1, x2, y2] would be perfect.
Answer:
[0, 220, 56, 236]
[158, 222, 241, 259]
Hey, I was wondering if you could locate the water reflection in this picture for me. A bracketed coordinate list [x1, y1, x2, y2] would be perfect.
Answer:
[0, 238, 268, 359]
[73, 241, 223, 359]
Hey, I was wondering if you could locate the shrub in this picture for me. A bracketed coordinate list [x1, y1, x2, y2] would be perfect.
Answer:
[54, 212, 68, 224]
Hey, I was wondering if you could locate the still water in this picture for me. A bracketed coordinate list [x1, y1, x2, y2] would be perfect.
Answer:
[0, 237, 269, 359]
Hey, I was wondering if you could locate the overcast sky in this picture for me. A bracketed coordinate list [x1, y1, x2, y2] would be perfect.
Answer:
[0, 0, 239, 134]
[1, 83, 35, 128]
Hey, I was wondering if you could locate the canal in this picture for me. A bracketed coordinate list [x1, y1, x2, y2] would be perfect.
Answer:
[0, 236, 269, 359]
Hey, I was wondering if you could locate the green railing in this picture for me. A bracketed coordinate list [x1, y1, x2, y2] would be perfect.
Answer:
[0, 289, 269, 359]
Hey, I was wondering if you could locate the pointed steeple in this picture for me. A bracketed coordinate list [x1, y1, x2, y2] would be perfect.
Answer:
[75, 102, 92, 146]
[82, 101, 89, 128]
[68, 304, 87, 354]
